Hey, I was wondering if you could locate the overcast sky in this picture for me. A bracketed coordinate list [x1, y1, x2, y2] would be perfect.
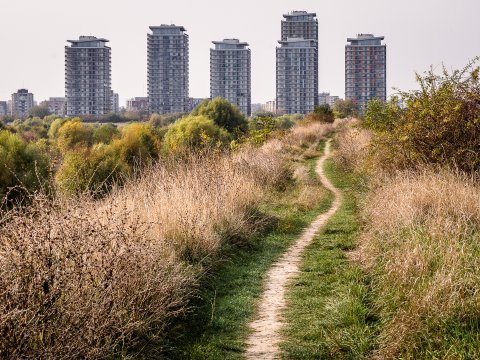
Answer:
[0, 0, 478, 106]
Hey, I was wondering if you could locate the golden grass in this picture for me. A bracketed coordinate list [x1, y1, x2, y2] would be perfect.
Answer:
[334, 121, 372, 173]
[0, 144, 286, 358]
[335, 122, 480, 358]
[0, 120, 334, 358]
[359, 169, 480, 359]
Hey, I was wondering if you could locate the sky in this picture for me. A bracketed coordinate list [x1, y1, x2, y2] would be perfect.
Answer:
[0, 0, 479, 106]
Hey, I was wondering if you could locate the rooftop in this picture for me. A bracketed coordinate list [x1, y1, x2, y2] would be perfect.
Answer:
[67, 36, 109, 44]
[347, 33, 385, 42]
[149, 24, 187, 32]
[212, 38, 249, 46]
[283, 10, 317, 18]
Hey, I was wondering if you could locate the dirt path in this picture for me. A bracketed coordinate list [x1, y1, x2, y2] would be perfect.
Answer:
[245, 140, 342, 359]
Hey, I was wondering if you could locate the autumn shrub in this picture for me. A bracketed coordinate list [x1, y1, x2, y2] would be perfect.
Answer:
[364, 59, 480, 173]
[110, 123, 161, 167]
[163, 115, 230, 155]
[55, 145, 129, 196]
[0, 130, 50, 203]
[56, 118, 94, 153]
[93, 123, 120, 144]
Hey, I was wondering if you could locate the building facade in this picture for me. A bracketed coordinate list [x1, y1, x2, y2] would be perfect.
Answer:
[65, 36, 111, 117]
[263, 100, 277, 113]
[110, 90, 119, 113]
[276, 11, 318, 114]
[210, 39, 251, 116]
[44, 97, 66, 116]
[10, 89, 34, 117]
[0, 101, 8, 117]
[345, 34, 386, 112]
[276, 38, 318, 114]
[126, 97, 149, 113]
[148, 25, 189, 114]
[318, 92, 340, 107]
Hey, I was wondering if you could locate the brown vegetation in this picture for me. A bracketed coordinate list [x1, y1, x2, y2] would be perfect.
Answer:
[334, 117, 480, 359]
[0, 120, 334, 358]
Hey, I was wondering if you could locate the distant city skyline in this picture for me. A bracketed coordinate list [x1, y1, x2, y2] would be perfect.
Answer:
[0, 0, 478, 106]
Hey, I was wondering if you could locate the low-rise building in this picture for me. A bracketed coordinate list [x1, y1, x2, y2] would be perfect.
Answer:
[0, 101, 8, 117]
[11, 89, 34, 117]
[126, 97, 149, 113]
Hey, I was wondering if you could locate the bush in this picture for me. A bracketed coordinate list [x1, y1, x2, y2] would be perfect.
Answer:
[93, 123, 120, 144]
[149, 113, 185, 128]
[56, 119, 93, 153]
[111, 123, 161, 167]
[313, 104, 335, 123]
[163, 115, 230, 154]
[191, 97, 248, 135]
[0, 130, 50, 203]
[333, 99, 358, 119]
[55, 145, 129, 196]
[365, 59, 480, 173]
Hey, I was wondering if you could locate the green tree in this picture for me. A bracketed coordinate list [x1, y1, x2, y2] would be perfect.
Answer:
[333, 99, 358, 119]
[163, 115, 230, 154]
[313, 104, 335, 123]
[149, 113, 185, 128]
[93, 123, 120, 144]
[56, 119, 93, 153]
[28, 105, 51, 119]
[191, 97, 248, 135]
[0, 131, 50, 203]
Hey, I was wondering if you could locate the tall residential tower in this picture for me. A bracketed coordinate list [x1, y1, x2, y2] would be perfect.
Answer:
[65, 36, 111, 117]
[148, 25, 189, 114]
[276, 11, 319, 114]
[345, 34, 386, 112]
[210, 39, 251, 116]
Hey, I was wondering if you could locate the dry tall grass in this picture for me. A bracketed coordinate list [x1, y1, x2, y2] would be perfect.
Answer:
[359, 169, 480, 359]
[334, 121, 372, 173]
[334, 121, 480, 358]
[0, 143, 287, 359]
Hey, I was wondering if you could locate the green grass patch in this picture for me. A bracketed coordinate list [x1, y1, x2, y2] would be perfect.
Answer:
[280, 159, 378, 359]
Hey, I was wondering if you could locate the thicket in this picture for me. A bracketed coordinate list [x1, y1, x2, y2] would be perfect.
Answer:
[364, 58, 480, 173]
[333, 59, 480, 359]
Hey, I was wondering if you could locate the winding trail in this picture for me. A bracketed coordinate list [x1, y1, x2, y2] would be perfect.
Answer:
[245, 140, 342, 359]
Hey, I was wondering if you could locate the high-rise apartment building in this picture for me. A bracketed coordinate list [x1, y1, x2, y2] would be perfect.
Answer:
[10, 89, 34, 117]
[0, 101, 8, 117]
[210, 39, 251, 116]
[345, 34, 386, 112]
[276, 38, 318, 114]
[281, 11, 319, 42]
[276, 11, 318, 114]
[65, 36, 111, 117]
[148, 25, 189, 114]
